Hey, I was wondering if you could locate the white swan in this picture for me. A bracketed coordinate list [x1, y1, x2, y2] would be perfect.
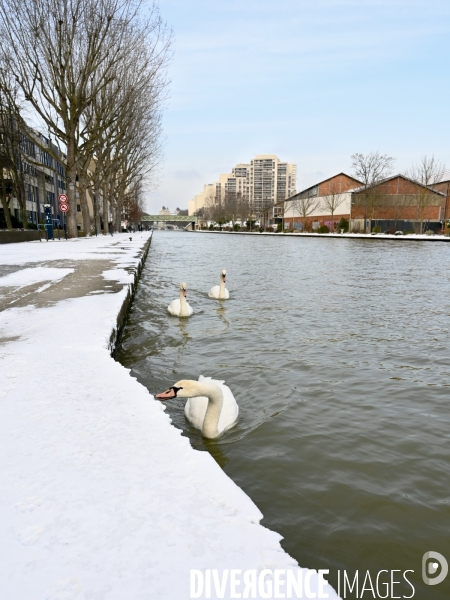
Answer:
[155, 375, 238, 439]
[167, 282, 193, 317]
[208, 269, 229, 299]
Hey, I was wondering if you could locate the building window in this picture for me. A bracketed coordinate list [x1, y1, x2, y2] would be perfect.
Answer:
[76, 204, 81, 212]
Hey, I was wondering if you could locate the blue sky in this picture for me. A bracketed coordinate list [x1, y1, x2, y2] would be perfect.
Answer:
[147, 0, 450, 213]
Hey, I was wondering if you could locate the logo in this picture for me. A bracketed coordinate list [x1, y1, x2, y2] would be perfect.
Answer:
[422, 551, 448, 586]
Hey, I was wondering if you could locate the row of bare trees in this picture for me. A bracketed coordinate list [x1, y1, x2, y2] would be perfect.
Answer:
[276, 182, 349, 231]
[0, 0, 171, 236]
[196, 191, 259, 229]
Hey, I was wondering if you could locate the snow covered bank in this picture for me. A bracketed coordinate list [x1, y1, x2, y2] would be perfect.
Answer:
[0, 233, 339, 599]
[0, 267, 74, 288]
[193, 230, 450, 242]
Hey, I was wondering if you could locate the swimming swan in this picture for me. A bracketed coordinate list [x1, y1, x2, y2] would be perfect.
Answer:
[156, 375, 238, 439]
[167, 282, 193, 317]
[208, 269, 229, 299]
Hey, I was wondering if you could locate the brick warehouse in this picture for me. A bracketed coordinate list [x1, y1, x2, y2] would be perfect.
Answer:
[266, 172, 362, 231]
[350, 174, 448, 233]
[266, 173, 450, 234]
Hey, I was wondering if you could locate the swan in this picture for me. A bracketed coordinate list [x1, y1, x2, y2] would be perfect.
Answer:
[208, 269, 229, 299]
[167, 282, 193, 317]
[155, 375, 238, 439]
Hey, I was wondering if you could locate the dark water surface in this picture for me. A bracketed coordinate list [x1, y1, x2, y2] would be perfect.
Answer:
[117, 231, 450, 598]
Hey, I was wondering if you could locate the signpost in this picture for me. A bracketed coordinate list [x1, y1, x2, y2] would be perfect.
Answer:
[44, 204, 53, 240]
[58, 193, 68, 238]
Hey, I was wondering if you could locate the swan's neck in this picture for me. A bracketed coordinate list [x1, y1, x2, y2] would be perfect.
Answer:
[179, 290, 189, 316]
[219, 278, 226, 299]
[196, 383, 223, 439]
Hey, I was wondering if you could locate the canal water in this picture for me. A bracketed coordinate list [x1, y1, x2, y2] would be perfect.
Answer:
[117, 231, 450, 598]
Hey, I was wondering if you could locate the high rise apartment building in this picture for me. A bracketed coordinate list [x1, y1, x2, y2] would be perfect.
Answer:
[188, 155, 297, 216]
[251, 155, 297, 214]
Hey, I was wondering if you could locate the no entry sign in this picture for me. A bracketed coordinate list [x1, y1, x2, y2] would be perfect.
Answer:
[60, 203, 69, 212]
[58, 194, 68, 204]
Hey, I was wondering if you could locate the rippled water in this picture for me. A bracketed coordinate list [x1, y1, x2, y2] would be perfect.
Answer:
[117, 231, 450, 598]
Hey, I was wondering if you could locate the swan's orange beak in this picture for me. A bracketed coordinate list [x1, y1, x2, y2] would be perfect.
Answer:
[155, 388, 176, 400]
[183, 290, 187, 297]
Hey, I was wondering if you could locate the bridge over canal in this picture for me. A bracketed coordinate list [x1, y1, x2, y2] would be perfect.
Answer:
[141, 215, 197, 230]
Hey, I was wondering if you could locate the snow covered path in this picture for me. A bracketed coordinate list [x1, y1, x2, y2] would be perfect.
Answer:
[0, 234, 339, 600]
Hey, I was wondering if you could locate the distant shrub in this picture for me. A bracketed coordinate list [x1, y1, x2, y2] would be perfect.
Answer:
[317, 225, 330, 234]
[233, 223, 241, 231]
[337, 217, 349, 233]
[372, 226, 381, 233]
[208, 224, 214, 230]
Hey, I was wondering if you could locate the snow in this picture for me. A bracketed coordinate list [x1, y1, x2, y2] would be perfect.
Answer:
[195, 230, 450, 242]
[102, 267, 135, 284]
[0, 267, 74, 287]
[0, 233, 339, 600]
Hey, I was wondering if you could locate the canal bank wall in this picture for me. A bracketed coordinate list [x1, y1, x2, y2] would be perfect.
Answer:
[0, 232, 339, 599]
[192, 230, 450, 242]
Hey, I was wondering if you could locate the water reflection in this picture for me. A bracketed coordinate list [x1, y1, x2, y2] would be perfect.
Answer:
[177, 318, 191, 340]
[203, 438, 229, 468]
[215, 303, 229, 330]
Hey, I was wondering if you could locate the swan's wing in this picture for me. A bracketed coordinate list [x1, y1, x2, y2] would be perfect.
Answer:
[186, 302, 194, 316]
[185, 396, 209, 430]
[208, 286, 220, 298]
[224, 288, 230, 299]
[198, 375, 225, 385]
[167, 299, 181, 315]
[217, 383, 239, 433]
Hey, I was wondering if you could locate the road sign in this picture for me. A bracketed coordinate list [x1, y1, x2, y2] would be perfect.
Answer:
[58, 194, 68, 203]
[60, 203, 69, 212]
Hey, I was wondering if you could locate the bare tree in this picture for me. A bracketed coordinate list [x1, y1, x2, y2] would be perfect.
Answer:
[291, 192, 321, 230]
[238, 195, 256, 231]
[408, 156, 446, 233]
[122, 178, 144, 227]
[271, 197, 295, 231]
[351, 151, 395, 230]
[0, 85, 21, 229]
[0, 73, 31, 228]
[0, 0, 171, 237]
[203, 189, 217, 223]
[320, 180, 346, 231]
[209, 190, 229, 228]
[223, 192, 239, 227]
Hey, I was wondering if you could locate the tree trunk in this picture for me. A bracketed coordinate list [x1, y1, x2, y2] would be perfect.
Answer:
[66, 135, 78, 238]
[17, 178, 28, 228]
[102, 179, 109, 234]
[78, 170, 92, 235]
[88, 187, 101, 235]
[1, 196, 12, 229]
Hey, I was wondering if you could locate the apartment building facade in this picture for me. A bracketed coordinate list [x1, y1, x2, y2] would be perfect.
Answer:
[188, 155, 297, 217]
[0, 121, 100, 232]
